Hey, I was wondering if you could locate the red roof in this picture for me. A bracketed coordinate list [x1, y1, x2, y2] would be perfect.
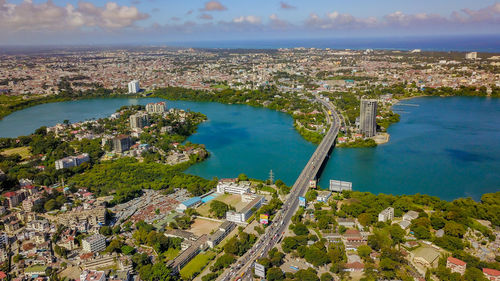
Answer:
[3, 192, 16, 197]
[447, 256, 466, 266]
[345, 262, 364, 269]
[483, 268, 500, 276]
[0, 271, 7, 279]
[345, 229, 361, 235]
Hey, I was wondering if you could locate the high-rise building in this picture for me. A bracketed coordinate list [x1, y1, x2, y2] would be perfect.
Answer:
[128, 80, 140, 94]
[112, 135, 131, 153]
[129, 112, 149, 129]
[359, 99, 377, 137]
[465, 52, 477, 60]
[146, 102, 167, 114]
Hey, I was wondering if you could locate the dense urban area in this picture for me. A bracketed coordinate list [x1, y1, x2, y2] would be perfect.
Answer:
[0, 46, 499, 281]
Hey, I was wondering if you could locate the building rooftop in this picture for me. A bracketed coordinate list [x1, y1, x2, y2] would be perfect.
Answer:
[483, 268, 500, 276]
[447, 256, 466, 266]
[181, 197, 202, 207]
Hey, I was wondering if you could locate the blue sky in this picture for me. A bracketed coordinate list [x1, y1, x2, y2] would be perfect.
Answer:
[1, 0, 500, 44]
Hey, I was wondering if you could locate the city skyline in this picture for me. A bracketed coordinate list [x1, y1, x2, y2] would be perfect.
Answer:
[1, 0, 500, 45]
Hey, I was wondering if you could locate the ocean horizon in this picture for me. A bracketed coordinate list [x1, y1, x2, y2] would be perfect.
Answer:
[163, 35, 500, 53]
[1, 34, 500, 54]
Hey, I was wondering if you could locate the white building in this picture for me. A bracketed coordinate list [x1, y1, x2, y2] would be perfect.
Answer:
[55, 153, 90, 170]
[226, 196, 264, 223]
[465, 52, 477, 60]
[378, 207, 394, 222]
[80, 270, 106, 281]
[216, 181, 251, 195]
[82, 234, 106, 253]
[403, 210, 419, 222]
[317, 191, 332, 203]
[128, 80, 140, 94]
[146, 102, 167, 114]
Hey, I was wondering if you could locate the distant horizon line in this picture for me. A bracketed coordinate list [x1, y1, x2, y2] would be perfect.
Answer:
[1, 34, 500, 53]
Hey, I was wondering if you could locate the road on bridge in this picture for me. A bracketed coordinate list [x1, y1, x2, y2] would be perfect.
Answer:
[220, 95, 341, 281]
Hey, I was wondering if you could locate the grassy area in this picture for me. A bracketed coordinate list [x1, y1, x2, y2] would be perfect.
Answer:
[195, 194, 240, 217]
[180, 251, 216, 280]
[164, 248, 180, 261]
[0, 146, 32, 159]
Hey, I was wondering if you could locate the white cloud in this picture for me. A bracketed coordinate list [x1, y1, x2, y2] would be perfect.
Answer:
[233, 15, 261, 25]
[0, 0, 149, 32]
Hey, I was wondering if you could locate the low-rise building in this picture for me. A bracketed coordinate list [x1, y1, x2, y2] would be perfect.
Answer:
[378, 207, 394, 222]
[82, 234, 106, 253]
[403, 210, 419, 222]
[446, 256, 466, 275]
[80, 270, 106, 281]
[216, 181, 251, 195]
[207, 221, 235, 248]
[412, 246, 440, 268]
[317, 191, 332, 203]
[483, 268, 500, 281]
[226, 195, 264, 223]
[177, 197, 202, 211]
[55, 153, 90, 170]
[337, 218, 356, 228]
[168, 235, 208, 274]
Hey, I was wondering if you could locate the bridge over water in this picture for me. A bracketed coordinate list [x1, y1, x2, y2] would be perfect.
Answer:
[222, 96, 341, 281]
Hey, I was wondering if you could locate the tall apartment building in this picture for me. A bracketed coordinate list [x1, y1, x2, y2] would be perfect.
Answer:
[82, 234, 106, 253]
[113, 135, 132, 153]
[146, 102, 167, 114]
[378, 207, 394, 222]
[129, 112, 149, 129]
[359, 99, 377, 137]
[55, 153, 90, 170]
[128, 80, 140, 94]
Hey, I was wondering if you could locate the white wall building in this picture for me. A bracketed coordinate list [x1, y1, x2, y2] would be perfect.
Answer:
[465, 52, 477, 60]
[80, 270, 106, 281]
[128, 80, 140, 94]
[82, 234, 106, 253]
[146, 102, 167, 114]
[216, 182, 251, 195]
[378, 207, 394, 222]
[403, 210, 419, 222]
[55, 153, 90, 170]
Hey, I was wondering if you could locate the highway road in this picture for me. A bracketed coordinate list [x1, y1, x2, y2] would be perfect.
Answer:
[220, 96, 341, 281]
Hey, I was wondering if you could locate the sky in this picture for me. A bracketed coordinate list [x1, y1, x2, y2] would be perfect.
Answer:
[1, 0, 500, 45]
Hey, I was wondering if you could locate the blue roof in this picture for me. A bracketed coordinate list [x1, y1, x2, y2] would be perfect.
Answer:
[182, 197, 201, 207]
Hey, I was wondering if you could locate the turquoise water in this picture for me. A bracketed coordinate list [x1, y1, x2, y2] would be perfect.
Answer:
[0, 96, 498, 200]
[318, 96, 500, 200]
[0, 97, 315, 186]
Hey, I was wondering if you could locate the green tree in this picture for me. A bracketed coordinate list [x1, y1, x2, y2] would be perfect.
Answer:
[99, 226, 113, 236]
[209, 200, 232, 219]
[266, 267, 284, 281]
[357, 245, 372, 259]
[444, 221, 466, 238]
[238, 173, 249, 181]
[464, 267, 488, 281]
[292, 223, 309, 236]
[320, 272, 334, 281]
